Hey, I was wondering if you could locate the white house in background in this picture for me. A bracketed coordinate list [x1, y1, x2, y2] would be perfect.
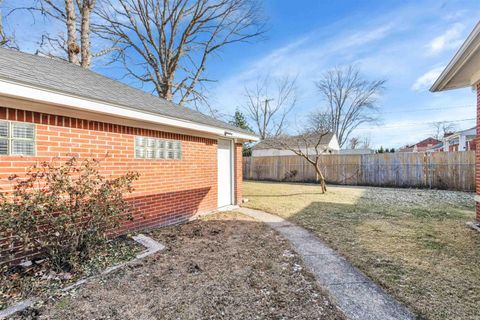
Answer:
[252, 132, 340, 157]
[339, 148, 375, 155]
[427, 127, 477, 152]
[443, 127, 476, 151]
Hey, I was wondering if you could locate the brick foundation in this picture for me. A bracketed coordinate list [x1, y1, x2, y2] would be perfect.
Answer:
[0, 106, 243, 263]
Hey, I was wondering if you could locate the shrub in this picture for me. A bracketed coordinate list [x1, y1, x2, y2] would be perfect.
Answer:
[282, 170, 298, 182]
[0, 157, 139, 271]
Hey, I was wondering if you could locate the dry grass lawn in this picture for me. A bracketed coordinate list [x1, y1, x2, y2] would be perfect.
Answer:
[244, 181, 480, 320]
[27, 212, 344, 320]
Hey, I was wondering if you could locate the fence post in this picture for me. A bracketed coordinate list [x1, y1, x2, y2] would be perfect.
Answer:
[243, 152, 475, 191]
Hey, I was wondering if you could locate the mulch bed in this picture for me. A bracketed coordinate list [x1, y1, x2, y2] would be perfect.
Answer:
[1, 236, 142, 311]
[28, 212, 345, 320]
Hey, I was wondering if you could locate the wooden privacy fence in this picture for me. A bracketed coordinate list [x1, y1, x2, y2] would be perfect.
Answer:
[243, 151, 476, 191]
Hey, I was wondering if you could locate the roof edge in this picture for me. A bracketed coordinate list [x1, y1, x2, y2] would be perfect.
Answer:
[430, 22, 480, 92]
[0, 78, 259, 142]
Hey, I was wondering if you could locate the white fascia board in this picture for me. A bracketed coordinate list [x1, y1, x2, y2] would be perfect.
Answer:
[0, 79, 259, 142]
[430, 22, 480, 92]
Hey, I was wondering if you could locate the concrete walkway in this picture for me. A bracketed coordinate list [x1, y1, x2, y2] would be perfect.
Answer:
[238, 207, 414, 320]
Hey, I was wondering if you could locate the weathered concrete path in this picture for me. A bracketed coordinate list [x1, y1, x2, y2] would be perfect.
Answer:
[237, 207, 414, 320]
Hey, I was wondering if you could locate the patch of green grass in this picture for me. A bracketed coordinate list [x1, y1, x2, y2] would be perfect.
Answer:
[244, 181, 480, 320]
[55, 298, 70, 311]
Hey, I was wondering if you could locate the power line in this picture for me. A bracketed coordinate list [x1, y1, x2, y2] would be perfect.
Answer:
[355, 117, 476, 130]
[377, 105, 475, 115]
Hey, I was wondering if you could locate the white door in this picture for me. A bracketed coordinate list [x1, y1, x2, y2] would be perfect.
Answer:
[217, 139, 233, 208]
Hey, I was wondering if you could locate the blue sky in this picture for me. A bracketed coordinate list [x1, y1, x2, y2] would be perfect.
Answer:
[4, 0, 480, 148]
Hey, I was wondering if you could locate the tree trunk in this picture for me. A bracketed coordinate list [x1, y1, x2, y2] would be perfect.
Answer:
[79, 1, 94, 68]
[65, 0, 80, 65]
[315, 163, 327, 193]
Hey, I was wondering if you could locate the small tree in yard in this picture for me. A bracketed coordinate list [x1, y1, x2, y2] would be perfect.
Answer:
[0, 157, 139, 271]
[266, 113, 332, 193]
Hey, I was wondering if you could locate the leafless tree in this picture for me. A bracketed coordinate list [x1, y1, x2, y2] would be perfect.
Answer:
[95, 0, 266, 106]
[361, 136, 371, 149]
[0, 0, 17, 49]
[266, 113, 332, 193]
[348, 137, 360, 149]
[19, 0, 98, 68]
[430, 121, 457, 140]
[314, 65, 385, 148]
[244, 75, 297, 140]
[39, 0, 96, 68]
[348, 136, 372, 149]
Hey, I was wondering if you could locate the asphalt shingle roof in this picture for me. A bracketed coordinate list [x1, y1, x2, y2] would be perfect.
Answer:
[0, 48, 253, 135]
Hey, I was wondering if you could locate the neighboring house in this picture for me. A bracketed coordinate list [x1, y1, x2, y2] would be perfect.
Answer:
[430, 22, 480, 225]
[251, 132, 340, 157]
[398, 137, 441, 153]
[338, 148, 375, 155]
[427, 127, 477, 152]
[443, 127, 476, 151]
[0, 48, 258, 262]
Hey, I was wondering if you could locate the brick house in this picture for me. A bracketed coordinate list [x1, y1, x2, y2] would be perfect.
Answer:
[0, 48, 258, 261]
[427, 127, 477, 152]
[398, 137, 441, 153]
[430, 22, 480, 226]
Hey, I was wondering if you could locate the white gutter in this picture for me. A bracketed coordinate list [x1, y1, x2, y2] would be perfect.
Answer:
[0, 79, 259, 142]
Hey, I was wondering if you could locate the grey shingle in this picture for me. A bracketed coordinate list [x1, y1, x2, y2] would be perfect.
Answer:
[0, 48, 254, 136]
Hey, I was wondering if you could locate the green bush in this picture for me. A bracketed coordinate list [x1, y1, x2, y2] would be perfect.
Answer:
[0, 157, 139, 271]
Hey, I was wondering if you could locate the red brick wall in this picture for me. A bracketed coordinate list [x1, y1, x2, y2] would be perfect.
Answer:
[477, 84, 480, 223]
[234, 143, 243, 204]
[0, 106, 243, 263]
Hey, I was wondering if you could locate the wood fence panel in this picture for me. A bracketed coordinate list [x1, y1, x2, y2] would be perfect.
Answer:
[242, 151, 476, 191]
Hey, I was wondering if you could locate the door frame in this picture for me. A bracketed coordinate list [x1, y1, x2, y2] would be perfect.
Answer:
[217, 138, 235, 208]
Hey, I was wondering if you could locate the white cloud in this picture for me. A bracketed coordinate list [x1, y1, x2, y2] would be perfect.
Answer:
[210, 21, 399, 115]
[411, 67, 444, 91]
[427, 23, 465, 55]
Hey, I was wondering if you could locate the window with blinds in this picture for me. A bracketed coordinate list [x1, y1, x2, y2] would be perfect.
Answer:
[134, 136, 182, 160]
[0, 121, 36, 156]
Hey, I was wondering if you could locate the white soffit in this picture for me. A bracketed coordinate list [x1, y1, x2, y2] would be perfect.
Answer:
[431, 22, 480, 92]
[0, 79, 259, 142]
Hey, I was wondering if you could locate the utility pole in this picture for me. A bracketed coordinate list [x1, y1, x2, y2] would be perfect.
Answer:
[262, 98, 274, 139]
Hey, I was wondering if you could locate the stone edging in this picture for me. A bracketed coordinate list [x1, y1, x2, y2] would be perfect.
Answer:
[466, 221, 480, 232]
[0, 234, 165, 319]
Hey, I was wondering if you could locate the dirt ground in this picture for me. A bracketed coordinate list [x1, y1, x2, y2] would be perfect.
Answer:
[244, 181, 480, 320]
[26, 212, 344, 320]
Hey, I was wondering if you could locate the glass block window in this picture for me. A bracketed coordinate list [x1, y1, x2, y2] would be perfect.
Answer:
[0, 121, 35, 156]
[135, 136, 182, 160]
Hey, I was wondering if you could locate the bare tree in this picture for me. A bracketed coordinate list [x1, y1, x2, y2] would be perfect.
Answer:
[41, 0, 96, 67]
[349, 136, 372, 149]
[13, 0, 98, 67]
[361, 136, 371, 149]
[430, 121, 457, 140]
[348, 137, 360, 149]
[266, 113, 332, 193]
[95, 0, 265, 106]
[0, 0, 17, 49]
[244, 75, 297, 140]
[314, 65, 385, 148]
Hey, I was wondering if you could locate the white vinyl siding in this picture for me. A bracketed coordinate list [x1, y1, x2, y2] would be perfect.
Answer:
[0, 121, 35, 156]
[135, 136, 182, 160]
